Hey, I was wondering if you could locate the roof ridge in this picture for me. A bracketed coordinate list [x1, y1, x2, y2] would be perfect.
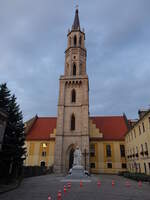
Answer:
[90, 115, 123, 118]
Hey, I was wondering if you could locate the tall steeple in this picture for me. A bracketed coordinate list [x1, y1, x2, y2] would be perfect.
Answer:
[54, 8, 89, 174]
[72, 8, 80, 30]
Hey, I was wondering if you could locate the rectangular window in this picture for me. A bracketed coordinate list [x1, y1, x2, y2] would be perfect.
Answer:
[136, 146, 139, 158]
[145, 142, 148, 151]
[144, 163, 147, 174]
[29, 143, 34, 156]
[42, 151, 46, 157]
[134, 129, 136, 138]
[145, 143, 148, 156]
[106, 144, 111, 157]
[139, 126, 141, 135]
[140, 144, 144, 156]
[139, 163, 141, 173]
[120, 145, 125, 157]
[131, 131, 133, 140]
[107, 163, 112, 168]
[142, 122, 145, 132]
[90, 144, 95, 157]
[129, 134, 130, 142]
[148, 163, 150, 174]
[122, 163, 127, 169]
[90, 163, 95, 168]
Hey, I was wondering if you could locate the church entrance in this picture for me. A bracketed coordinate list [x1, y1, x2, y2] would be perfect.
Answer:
[69, 148, 74, 169]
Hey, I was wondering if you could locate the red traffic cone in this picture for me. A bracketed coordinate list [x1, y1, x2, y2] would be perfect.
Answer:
[112, 180, 115, 187]
[138, 181, 142, 187]
[97, 180, 101, 187]
[125, 181, 130, 187]
[64, 185, 67, 194]
[57, 190, 62, 200]
[67, 182, 71, 189]
[48, 195, 52, 200]
[80, 180, 83, 187]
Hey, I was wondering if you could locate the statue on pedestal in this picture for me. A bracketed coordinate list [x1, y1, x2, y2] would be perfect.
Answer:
[73, 146, 81, 166]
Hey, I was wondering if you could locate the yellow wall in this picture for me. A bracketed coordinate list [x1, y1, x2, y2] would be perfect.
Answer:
[24, 140, 55, 167]
[89, 119, 126, 174]
[125, 111, 150, 175]
[90, 141, 126, 174]
[24, 119, 127, 174]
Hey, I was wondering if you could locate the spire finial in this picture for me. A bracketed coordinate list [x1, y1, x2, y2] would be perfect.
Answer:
[72, 6, 80, 30]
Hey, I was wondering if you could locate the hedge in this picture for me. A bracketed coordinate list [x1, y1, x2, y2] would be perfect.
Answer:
[118, 171, 150, 182]
[23, 166, 53, 178]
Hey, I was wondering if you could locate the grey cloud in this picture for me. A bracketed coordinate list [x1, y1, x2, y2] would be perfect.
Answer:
[0, 0, 150, 121]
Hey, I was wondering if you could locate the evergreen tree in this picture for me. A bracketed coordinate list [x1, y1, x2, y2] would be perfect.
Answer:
[0, 83, 11, 112]
[0, 83, 26, 181]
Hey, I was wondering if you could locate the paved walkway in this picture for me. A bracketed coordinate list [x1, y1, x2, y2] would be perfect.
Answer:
[0, 174, 150, 200]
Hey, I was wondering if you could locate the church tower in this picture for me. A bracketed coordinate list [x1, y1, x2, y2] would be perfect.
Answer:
[54, 8, 89, 173]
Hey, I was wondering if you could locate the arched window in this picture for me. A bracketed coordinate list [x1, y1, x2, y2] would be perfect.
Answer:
[71, 89, 76, 103]
[79, 36, 82, 46]
[73, 63, 76, 75]
[74, 35, 77, 46]
[71, 114, 75, 130]
[69, 37, 71, 46]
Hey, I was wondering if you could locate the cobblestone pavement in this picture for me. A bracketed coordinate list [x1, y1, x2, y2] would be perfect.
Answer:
[0, 174, 150, 200]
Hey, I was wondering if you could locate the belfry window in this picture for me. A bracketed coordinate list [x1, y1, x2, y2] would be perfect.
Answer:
[73, 63, 76, 75]
[74, 35, 77, 46]
[79, 36, 82, 46]
[71, 89, 76, 103]
[69, 37, 71, 46]
[71, 114, 75, 131]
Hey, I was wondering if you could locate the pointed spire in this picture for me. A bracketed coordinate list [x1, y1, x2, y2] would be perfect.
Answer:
[72, 7, 80, 30]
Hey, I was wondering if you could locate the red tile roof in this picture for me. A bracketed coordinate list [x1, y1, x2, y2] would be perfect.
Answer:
[26, 117, 57, 140]
[25, 115, 128, 141]
[90, 116, 128, 140]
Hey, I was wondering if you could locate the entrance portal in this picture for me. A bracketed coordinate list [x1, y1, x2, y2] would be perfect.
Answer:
[69, 148, 74, 169]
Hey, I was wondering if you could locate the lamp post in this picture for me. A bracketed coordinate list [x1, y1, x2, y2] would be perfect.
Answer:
[84, 149, 86, 170]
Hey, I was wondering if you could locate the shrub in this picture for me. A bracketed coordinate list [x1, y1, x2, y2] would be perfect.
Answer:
[122, 172, 150, 182]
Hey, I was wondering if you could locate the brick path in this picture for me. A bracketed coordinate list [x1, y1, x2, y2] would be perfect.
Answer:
[0, 174, 150, 200]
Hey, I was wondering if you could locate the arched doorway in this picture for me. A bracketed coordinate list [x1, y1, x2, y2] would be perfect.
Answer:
[69, 148, 74, 169]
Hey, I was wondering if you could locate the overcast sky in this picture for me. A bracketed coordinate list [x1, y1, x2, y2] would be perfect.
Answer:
[0, 0, 150, 121]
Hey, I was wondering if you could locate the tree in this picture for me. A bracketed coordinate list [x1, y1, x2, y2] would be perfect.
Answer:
[0, 83, 26, 182]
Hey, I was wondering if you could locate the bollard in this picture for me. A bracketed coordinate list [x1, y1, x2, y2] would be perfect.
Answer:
[80, 180, 83, 187]
[138, 181, 142, 187]
[112, 180, 115, 187]
[64, 185, 67, 194]
[97, 180, 101, 187]
[67, 182, 71, 189]
[57, 190, 62, 200]
[125, 181, 130, 187]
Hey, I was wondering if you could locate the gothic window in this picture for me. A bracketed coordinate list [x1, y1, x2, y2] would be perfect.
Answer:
[71, 114, 75, 131]
[74, 35, 77, 46]
[79, 36, 82, 46]
[71, 89, 76, 103]
[73, 63, 76, 75]
[69, 37, 71, 46]
[66, 63, 69, 75]
[79, 63, 82, 75]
